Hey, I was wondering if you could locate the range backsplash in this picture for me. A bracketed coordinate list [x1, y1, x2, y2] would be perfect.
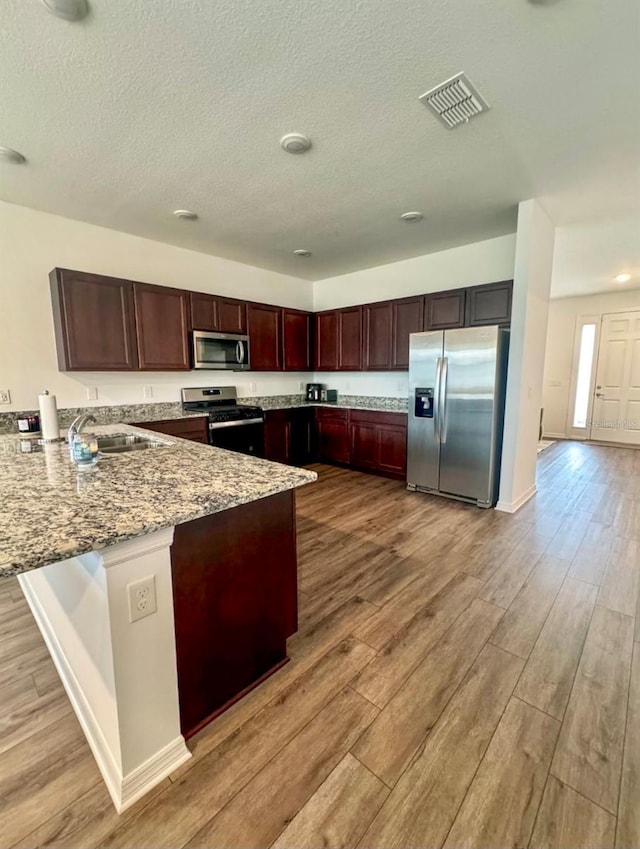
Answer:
[0, 394, 409, 435]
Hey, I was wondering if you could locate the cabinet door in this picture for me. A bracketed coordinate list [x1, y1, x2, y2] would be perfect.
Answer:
[217, 297, 248, 334]
[133, 283, 190, 370]
[49, 269, 138, 371]
[189, 292, 217, 331]
[466, 280, 513, 326]
[289, 409, 314, 465]
[317, 416, 350, 464]
[248, 303, 282, 370]
[392, 296, 424, 369]
[338, 306, 363, 370]
[349, 421, 378, 468]
[263, 411, 291, 463]
[377, 424, 407, 477]
[314, 311, 339, 370]
[425, 289, 466, 330]
[282, 309, 312, 371]
[364, 301, 393, 370]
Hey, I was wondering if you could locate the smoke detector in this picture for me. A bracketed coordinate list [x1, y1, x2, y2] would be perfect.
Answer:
[41, 0, 89, 21]
[280, 134, 312, 154]
[400, 211, 423, 223]
[173, 209, 198, 220]
[0, 147, 26, 164]
[419, 72, 490, 129]
[293, 249, 311, 257]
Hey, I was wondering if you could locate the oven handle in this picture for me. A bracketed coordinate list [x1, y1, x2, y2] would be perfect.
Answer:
[209, 417, 263, 430]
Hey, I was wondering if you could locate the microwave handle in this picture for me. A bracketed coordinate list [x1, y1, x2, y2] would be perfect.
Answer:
[236, 341, 245, 364]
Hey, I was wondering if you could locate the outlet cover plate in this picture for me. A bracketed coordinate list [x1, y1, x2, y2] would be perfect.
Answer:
[127, 575, 157, 623]
[0, 389, 11, 405]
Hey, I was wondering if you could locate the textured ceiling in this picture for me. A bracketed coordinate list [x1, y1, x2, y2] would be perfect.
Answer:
[0, 0, 639, 290]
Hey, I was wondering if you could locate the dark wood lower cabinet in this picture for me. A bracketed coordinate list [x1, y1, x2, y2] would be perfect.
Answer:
[263, 408, 314, 465]
[349, 410, 407, 478]
[133, 416, 209, 444]
[171, 490, 297, 738]
[316, 408, 350, 464]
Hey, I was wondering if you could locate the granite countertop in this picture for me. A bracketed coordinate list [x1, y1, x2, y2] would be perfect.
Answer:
[0, 425, 317, 577]
[247, 395, 408, 414]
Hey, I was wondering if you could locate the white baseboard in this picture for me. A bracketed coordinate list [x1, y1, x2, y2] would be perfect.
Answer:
[120, 736, 191, 811]
[542, 431, 566, 440]
[495, 483, 537, 514]
[18, 573, 191, 813]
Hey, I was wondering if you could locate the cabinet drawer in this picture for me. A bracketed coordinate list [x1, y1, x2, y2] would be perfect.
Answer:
[315, 406, 348, 422]
[135, 417, 209, 444]
[349, 410, 408, 427]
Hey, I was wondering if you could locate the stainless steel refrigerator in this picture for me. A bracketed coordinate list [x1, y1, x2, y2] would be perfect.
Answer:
[407, 326, 509, 508]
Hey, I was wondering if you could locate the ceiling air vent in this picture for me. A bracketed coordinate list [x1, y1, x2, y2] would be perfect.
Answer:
[419, 72, 490, 129]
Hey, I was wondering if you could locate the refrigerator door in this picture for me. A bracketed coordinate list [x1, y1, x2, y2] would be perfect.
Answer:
[407, 331, 444, 491]
[438, 326, 504, 505]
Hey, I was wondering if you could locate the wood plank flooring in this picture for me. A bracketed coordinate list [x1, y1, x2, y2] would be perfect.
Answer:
[1, 439, 639, 848]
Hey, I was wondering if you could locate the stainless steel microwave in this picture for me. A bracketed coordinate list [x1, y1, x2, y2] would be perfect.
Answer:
[191, 330, 250, 370]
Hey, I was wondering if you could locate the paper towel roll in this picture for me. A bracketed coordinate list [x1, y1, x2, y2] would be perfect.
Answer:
[38, 390, 60, 441]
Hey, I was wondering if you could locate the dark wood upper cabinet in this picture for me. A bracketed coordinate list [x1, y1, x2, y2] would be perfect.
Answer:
[466, 280, 513, 327]
[364, 301, 393, 370]
[133, 283, 191, 371]
[247, 303, 282, 370]
[314, 311, 340, 370]
[425, 289, 466, 330]
[282, 308, 312, 371]
[392, 296, 424, 369]
[338, 306, 363, 371]
[49, 268, 138, 371]
[189, 292, 217, 331]
[217, 296, 248, 334]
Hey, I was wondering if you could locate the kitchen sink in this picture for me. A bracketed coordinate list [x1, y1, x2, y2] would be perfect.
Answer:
[97, 434, 169, 454]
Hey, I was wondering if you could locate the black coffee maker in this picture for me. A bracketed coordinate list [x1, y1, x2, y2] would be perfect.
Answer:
[306, 383, 324, 402]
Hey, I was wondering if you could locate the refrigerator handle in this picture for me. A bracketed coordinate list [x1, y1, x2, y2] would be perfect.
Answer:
[440, 357, 449, 443]
[434, 356, 443, 440]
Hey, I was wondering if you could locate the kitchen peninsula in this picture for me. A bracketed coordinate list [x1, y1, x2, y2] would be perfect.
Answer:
[0, 425, 316, 812]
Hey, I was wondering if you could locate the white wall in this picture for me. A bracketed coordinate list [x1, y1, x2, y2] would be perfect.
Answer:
[542, 288, 640, 437]
[312, 232, 516, 397]
[0, 201, 312, 411]
[498, 200, 555, 513]
[312, 234, 516, 311]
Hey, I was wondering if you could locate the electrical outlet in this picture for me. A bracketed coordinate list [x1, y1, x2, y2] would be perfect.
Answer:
[249, 382, 256, 393]
[0, 389, 11, 405]
[127, 575, 157, 623]
[86, 386, 98, 401]
[143, 385, 153, 400]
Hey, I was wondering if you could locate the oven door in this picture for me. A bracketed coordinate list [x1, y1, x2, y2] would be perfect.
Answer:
[192, 331, 250, 371]
[208, 419, 264, 457]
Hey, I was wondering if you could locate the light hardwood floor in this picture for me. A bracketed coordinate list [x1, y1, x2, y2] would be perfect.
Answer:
[1, 440, 639, 848]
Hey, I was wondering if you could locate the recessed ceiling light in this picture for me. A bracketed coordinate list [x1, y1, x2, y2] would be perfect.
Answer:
[0, 147, 26, 164]
[615, 273, 631, 283]
[280, 134, 312, 154]
[400, 211, 423, 223]
[293, 249, 311, 257]
[41, 0, 89, 21]
[173, 209, 198, 220]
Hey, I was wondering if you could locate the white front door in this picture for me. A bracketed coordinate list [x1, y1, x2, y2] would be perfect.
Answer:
[590, 311, 640, 445]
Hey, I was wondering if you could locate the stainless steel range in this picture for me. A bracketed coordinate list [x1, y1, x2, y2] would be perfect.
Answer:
[181, 386, 264, 456]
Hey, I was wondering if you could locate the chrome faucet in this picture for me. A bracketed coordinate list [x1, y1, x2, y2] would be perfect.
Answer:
[67, 413, 97, 444]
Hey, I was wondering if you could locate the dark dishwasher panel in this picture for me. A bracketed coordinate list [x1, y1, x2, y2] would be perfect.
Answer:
[208, 421, 264, 457]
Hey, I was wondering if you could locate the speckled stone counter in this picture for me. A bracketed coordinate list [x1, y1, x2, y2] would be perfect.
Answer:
[247, 394, 408, 413]
[0, 424, 317, 576]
